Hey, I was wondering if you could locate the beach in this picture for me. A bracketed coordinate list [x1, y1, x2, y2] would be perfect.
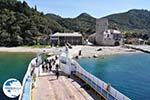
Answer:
[0, 47, 50, 53]
[71, 46, 141, 58]
[0, 45, 142, 57]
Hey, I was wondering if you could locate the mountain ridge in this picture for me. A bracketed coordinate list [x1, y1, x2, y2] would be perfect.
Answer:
[0, 0, 149, 46]
[46, 9, 150, 36]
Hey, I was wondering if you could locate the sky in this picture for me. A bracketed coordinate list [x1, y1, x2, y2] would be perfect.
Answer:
[19, 0, 150, 18]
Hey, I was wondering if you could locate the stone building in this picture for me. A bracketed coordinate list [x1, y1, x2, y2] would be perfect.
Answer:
[50, 32, 82, 46]
[88, 18, 122, 46]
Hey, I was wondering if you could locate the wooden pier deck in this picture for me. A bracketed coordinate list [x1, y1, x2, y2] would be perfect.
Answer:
[32, 71, 102, 100]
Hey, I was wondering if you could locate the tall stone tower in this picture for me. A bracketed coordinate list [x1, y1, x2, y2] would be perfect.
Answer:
[95, 18, 108, 45]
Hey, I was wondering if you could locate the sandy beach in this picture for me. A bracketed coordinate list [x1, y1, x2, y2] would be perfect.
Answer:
[0, 47, 56, 53]
[0, 46, 142, 57]
[75, 46, 141, 58]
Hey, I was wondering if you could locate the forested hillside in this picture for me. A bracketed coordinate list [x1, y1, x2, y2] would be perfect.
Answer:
[0, 0, 63, 46]
[0, 0, 150, 46]
[46, 9, 150, 40]
[105, 9, 150, 39]
[45, 13, 96, 37]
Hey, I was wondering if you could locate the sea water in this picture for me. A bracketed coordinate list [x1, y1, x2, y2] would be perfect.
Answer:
[0, 52, 35, 100]
[77, 53, 150, 100]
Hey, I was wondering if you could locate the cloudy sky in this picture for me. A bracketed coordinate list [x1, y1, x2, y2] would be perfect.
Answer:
[19, 0, 150, 18]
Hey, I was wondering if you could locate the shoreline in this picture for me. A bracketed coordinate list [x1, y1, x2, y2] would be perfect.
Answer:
[0, 47, 48, 53]
[0, 46, 144, 57]
[72, 46, 142, 58]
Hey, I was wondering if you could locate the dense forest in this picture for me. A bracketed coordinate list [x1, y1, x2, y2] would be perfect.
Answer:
[0, 0, 63, 46]
[105, 9, 150, 40]
[0, 0, 96, 46]
[45, 13, 96, 36]
[0, 0, 150, 46]
[47, 9, 150, 41]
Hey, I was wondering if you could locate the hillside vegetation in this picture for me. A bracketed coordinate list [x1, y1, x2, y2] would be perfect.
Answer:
[0, 0, 150, 46]
[105, 9, 150, 38]
[0, 0, 63, 46]
[45, 13, 96, 37]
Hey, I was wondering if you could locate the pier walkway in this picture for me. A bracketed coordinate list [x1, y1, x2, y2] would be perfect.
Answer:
[33, 71, 101, 100]
[29, 48, 130, 100]
[125, 45, 150, 53]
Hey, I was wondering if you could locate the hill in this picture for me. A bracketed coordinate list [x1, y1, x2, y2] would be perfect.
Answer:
[46, 9, 150, 39]
[46, 13, 96, 36]
[0, 0, 150, 46]
[105, 9, 150, 36]
[0, 0, 63, 46]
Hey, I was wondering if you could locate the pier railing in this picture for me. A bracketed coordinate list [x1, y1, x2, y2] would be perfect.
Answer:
[19, 58, 36, 100]
[72, 60, 130, 100]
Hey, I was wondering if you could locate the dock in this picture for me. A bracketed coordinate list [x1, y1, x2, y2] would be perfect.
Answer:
[32, 72, 102, 100]
[20, 47, 130, 100]
[125, 45, 150, 54]
[32, 55, 103, 100]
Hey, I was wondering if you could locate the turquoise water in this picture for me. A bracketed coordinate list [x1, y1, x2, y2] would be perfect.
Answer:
[77, 53, 150, 100]
[0, 52, 35, 100]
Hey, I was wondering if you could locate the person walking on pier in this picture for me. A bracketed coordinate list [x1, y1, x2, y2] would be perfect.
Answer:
[44, 59, 49, 72]
[53, 59, 56, 66]
[42, 62, 45, 72]
[55, 64, 60, 79]
[49, 59, 52, 71]
[106, 83, 111, 92]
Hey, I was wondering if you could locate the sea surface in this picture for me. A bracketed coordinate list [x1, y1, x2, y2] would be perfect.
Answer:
[0, 52, 35, 100]
[77, 53, 150, 100]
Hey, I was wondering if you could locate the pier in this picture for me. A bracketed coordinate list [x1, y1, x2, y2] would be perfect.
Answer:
[33, 72, 102, 100]
[125, 45, 150, 54]
[20, 46, 130, 100]
[32, 55, 104, 100]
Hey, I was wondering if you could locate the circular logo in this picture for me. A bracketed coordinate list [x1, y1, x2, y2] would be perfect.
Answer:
[3, 78, 22, 98]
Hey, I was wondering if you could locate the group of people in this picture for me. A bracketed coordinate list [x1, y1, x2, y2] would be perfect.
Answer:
[41, 56, 60, 79]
